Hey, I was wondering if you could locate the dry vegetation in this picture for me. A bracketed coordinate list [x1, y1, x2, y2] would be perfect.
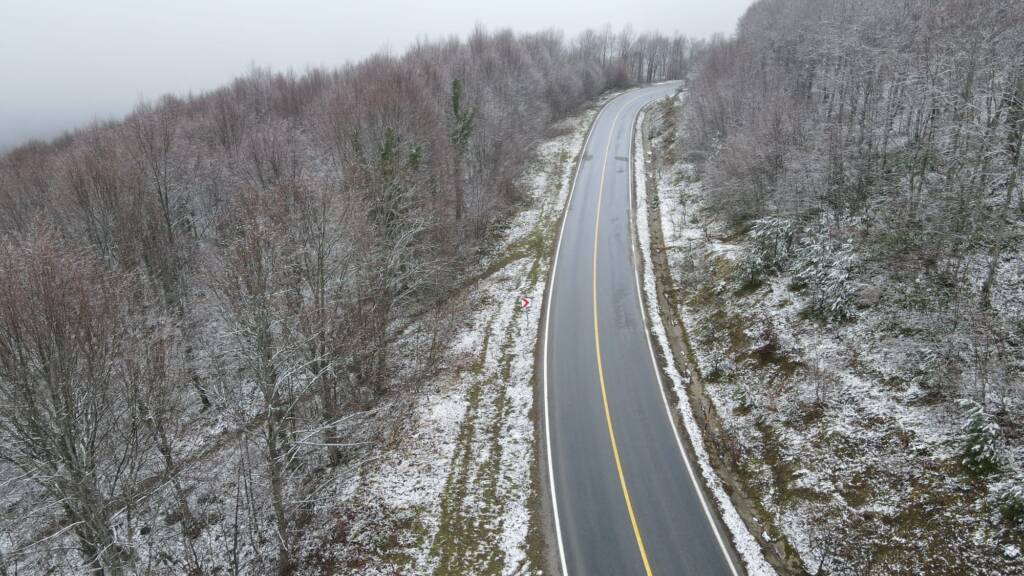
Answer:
[0, 28, 692, 575]
[648, 0, 1024, 573]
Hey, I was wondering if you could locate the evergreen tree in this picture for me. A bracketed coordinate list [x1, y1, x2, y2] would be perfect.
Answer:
[959, 399, 1002, 475]
[995, 475, 1024, 527]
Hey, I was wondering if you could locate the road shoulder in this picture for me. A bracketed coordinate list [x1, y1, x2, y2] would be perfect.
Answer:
[631, 103, 790, 576]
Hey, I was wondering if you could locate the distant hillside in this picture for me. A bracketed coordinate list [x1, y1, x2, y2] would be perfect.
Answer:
[653, 0, 1024, 573]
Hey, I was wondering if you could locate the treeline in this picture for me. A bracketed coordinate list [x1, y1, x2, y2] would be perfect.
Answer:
[685, 0, 1023, 395]
[0, 28, 692, 574]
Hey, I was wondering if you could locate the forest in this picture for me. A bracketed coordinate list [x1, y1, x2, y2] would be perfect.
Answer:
[691, 0, 1023, 332]
[0, 28, 690, 574]
[5, 0, 1022, 573]
[689, 0, 1023, 460]
[653, 0, 1024, 572]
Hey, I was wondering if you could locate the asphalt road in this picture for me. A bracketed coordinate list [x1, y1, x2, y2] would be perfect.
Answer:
[543, 85, 740, 576]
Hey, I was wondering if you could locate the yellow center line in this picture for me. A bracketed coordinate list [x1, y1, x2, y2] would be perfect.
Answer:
[592, 93, 654, 576]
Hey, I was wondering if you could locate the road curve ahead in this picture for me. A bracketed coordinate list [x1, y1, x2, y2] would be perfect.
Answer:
[543, 85, 740, 576]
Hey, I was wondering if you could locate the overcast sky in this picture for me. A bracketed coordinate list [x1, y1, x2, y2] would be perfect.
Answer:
[0, 0, 754, 152]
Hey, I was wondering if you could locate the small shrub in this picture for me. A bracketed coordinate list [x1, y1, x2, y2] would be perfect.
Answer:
[910, 347, 940, 387]
[906, 346, 943, 400]
[732, 381, 754, 411]
[959, 399, 1003, 476]
[794, 235, 855, 322]
[1011, 316, 1024, 338]
[733, 216, 796, 287]
[994, 476, 1024, 527]
[703, 348, 729, 381]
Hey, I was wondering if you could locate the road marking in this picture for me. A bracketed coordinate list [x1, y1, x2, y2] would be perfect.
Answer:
[592, 92, 655, 576]
[543, 93, 610, 576]
[544, 90, 652, 576]
[627, 96, 743, 576]
[546, 86, 738, 576]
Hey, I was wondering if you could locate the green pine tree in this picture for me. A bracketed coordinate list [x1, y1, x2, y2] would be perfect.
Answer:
[959, 399, 1002, 476]
[996, 475, 1024, 527]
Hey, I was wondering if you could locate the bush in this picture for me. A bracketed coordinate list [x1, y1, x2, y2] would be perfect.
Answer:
[733, 216, 796, 287]
[906, 346, 943, 398]
[994, 476, 1024, 527]
[794, 235, 855, 322]
[732, 381, 754, 411]
[910, 347, 940, 386]
[959, 399, 1003, 476]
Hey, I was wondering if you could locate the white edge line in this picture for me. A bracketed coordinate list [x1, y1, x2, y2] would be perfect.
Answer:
[626, 90, 743, 576]
[543, 92, 614, 576]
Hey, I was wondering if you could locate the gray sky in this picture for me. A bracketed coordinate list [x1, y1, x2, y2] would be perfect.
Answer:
[0, 0, 754, 152]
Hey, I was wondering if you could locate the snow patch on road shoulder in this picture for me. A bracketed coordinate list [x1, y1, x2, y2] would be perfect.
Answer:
[633, 111, 776, 576]
[337, 101, 603, 575]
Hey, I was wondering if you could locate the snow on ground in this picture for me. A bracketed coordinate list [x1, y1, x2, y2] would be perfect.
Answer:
[327, 98, 605, 575]
[633, 111, 776, 576]
[644, 101, 1024, 575]
[0, 94, 606, 576]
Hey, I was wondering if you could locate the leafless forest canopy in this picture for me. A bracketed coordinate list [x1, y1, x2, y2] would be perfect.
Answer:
[3, 0, 1024, 572]
[675, 0, 1024, 570]
[0, 28, 690, 574]
[687, 0, 1023, 414]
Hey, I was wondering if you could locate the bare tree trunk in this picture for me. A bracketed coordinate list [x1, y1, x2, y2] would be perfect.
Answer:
[265, 416, 292, 574]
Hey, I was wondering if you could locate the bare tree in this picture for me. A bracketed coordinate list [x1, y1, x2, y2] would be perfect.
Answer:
[345, 128, 437, 399]
[0, 226, 136, 574]
[212, 187, 306, 573]
[282, 179, 358, 465]
[120, 309, 203, 573]
[449, 78, 476, 223]
[0, 25, 682, 572]
[126, 99, 212, 410]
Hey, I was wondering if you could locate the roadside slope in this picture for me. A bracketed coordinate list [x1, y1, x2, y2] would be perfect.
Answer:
[640, 93, 1024, 575]
[320, 99, 606, 575]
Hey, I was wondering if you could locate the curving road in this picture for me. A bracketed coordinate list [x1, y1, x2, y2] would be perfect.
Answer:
[543, 84, 741, 576]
